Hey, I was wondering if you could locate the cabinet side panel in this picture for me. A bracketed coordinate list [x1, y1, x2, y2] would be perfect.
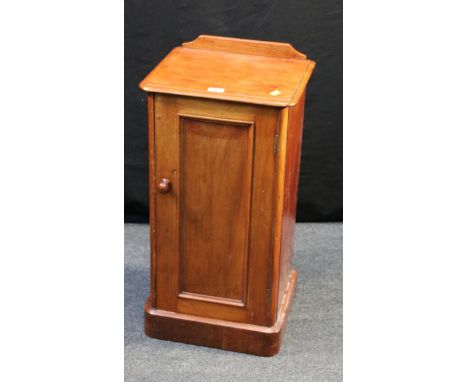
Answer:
[148, 93, 156, 304]
[277, 92, 306, 316]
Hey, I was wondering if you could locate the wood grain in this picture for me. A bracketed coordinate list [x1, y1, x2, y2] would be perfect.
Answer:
[178, 116, 253, 305]
[147, 93, 156, 304]
[183, 35, 307, 60]
[153, 95, 278, 326]
[140, 36, 315, 107]
[277, 92, 306, 316]
[145, 269, 297, 357]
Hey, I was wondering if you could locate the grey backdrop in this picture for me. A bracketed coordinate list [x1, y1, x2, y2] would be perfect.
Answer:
[125, 0, 342, 222]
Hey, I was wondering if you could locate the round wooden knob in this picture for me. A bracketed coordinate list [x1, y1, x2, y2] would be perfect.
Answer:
[158, 178, 171, 194]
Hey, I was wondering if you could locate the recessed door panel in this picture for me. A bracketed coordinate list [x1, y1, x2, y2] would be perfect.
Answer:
[179, 117, 253, 306]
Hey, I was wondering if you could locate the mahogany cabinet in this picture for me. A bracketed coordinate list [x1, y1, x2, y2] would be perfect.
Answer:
[139, 35, 315, 356]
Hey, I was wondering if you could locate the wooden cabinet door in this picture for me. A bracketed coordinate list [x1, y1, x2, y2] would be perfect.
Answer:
[152, 95, 279, 326]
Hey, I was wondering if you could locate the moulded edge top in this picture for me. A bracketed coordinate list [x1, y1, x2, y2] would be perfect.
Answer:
[139, 35, 316, 107]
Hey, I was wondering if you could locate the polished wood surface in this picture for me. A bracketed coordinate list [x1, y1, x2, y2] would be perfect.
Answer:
[278, 92, 306, 314]
[145, 270, 297, 357]
[179, 117, 252, 305]
[182, 35, 307, 59]
[152, 95, 278, 325]
[141, 36, 314, 356]
[140, 35, 315, 107]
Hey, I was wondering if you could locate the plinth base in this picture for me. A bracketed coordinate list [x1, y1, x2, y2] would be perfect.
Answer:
[144, 269, 297, 356]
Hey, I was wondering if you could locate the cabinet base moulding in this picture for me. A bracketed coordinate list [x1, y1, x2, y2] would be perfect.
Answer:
[144, 269, 297, 357]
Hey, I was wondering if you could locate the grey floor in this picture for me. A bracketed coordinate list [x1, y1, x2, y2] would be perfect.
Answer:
[125, 223, 342, 382]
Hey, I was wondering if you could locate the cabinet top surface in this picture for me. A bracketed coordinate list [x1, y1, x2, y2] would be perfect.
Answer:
[140, 35, 315, 107]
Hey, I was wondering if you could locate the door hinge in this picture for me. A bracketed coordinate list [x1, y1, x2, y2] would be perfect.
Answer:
[273, 133, 279, 155]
